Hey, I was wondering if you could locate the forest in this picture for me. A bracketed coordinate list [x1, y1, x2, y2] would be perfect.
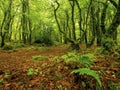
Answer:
[0, 0, 120, 90]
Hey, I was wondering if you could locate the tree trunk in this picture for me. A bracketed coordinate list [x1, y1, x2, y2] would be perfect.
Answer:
[96, 7, 101, 46]
[1, 34, 5, 47]
[0, 0, 13, 47]
[51, 1, 80, 50]
[70, 0, 76, 40]
[87, 6, 96, 48]
[107, 0, 120, 39]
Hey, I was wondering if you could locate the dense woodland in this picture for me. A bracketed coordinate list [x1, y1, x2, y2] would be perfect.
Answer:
[0, 0, 120, 90]
[0, 0, 120, 49]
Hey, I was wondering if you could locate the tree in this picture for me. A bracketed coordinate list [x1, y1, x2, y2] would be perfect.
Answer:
[51, 0, 80, 50]
[100, 0, 120, 52]
[0, 0, 13, 47]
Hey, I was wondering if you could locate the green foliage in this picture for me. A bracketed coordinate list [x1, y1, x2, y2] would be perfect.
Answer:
[60, 52, 94, 68]
[33, 25, 54, 46]
[71, 68, 102, 87]
[4, 73, 10, 78]
[60, 52, 102, 89]
[57, 85, 63, 90]
[111, 62, 119, 67]
[27, 88, 32, 90]
[94, 47, 104, 55]
[26, 46, 49, 52]
[60, 52, 78, 62]
[0, 72, 10, 85]
[0, 79, 3, 85]
[1, 42, 25, 50]
[41, 64, 45, 68]
[17, 81, 24, 86]
[41, 36, 53, 46]
[13, 42, 25, 49]
[2, 44, 14, 50]
[32, 55, 48, 61]
[108, 82, 120, 90]
[27, 68, 39, 76]
[81, 53, 95, 59]
[78, 54, 95, 67]
[53, 56, 60, 62]
[102, 38, 114, 51]
[81, 81, 86, 87]
[114, 46, 120, 55]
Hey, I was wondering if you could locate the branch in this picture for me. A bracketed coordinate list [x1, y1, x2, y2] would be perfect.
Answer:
[55, 1, 60, 11]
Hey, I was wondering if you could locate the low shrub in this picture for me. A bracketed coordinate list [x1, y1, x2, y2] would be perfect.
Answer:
[2, 44, 14, 50]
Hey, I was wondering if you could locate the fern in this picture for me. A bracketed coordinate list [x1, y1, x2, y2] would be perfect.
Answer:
[81, 54, 95, 59]
[71, 68, 102, 87]
[67, 52, 77, 57]
[78, 55, 94, 67]
[60, 53, 95, 67]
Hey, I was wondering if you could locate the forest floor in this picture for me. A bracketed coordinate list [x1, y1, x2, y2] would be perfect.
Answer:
[0, 44, 120, 90]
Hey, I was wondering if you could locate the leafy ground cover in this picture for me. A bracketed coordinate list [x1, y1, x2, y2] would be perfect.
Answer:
[0, 45, 120, 90]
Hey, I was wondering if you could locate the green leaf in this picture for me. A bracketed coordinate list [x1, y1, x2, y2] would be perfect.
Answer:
[0, 79, 3, 85]
[27, 68, 34, 76]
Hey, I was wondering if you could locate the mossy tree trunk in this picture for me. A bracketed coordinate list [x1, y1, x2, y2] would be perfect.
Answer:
[101, 0, 120, 52]
[0, 0, 13, 47]
[21, 0, 31, 44]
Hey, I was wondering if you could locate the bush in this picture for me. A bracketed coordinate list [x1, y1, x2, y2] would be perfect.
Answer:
[34, 40, 43, 44]
[102, 38, 114, 51]
[34, 37, 53, 46]
[60, 52, 94, 68]
[2, 44, 14, 50]
[14, 42, 25, 48]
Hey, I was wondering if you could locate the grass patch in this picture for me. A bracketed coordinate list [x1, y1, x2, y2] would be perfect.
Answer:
[27, 68, 39, 76]
[32, 55, 48, 61]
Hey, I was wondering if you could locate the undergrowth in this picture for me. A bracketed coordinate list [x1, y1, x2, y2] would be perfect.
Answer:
[108, 82, 120, 90]
[54, 52, 102, 89]
[59, 52, 95, 68]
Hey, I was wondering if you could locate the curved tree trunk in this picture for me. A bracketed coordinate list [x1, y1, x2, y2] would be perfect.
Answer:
[51, 0, 80, 50]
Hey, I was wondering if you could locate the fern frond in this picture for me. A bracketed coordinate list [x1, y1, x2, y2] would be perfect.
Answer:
[81, 54, 95, 59]
[71, 68, 102, 87]
[77, 56, 93, 67]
